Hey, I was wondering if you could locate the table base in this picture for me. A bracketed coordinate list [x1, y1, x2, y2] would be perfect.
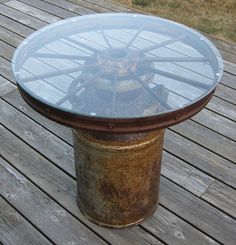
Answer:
[73, 129, 164, 228]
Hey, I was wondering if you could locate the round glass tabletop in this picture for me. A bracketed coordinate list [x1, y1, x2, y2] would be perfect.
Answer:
[13, 13, 223, 131]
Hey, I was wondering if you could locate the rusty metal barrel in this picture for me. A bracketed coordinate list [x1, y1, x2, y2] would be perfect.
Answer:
[73, 129, 164, 228]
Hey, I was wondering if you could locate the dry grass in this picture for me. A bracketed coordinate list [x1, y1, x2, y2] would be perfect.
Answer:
[110, 0, 236, 43]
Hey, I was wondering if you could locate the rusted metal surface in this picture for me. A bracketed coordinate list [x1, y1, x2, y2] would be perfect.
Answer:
[18, 85, 215, 133]
[73, 129, 164, 228]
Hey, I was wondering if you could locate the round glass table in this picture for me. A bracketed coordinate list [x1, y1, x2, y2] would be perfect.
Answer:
[12, 13, 223, 228]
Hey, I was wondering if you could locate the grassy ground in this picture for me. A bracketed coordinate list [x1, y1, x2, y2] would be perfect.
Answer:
[110, 0, 236, 43]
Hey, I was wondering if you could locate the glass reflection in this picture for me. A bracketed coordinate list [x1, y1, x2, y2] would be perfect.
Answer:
[12, 14, 223, 119]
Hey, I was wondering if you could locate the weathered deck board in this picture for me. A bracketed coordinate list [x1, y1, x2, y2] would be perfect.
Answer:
[165, 130, 236, 189]
[220, 72, 236, 89]
[210, 36, 236, 55]
[192, 108, 236, 141]
[215, 84, 236, 105]
[224, 60, 236, 75]
[160, 178, 236, 245]
[0, 76, 16, 96]
[0, 99, 75, 177]
[67, 0, 112, 13]
[142, 206, 219, 245]
[0, 186, 52, 245]
[0, 57, 16, 83]
[161, 152, 215, 196]
[40, 0, 97, 15]
[3, 89, 73, 143]
[18, 0, 78, 18]
[0, 0, 236, 244]
[219, 49, 236, 64]
[0, 4, 47, 29]
[0, 39, 15, 60]
[201, 180, 236, 219]
[0, 25, 23, 47]
[79, 0, 133, 12]
[171, 120, 236, 163]
[5, 0, 61, 23]
[0, 153, 106, 245]
[207, 96, 236, 122]
[0, 13, 33, 37]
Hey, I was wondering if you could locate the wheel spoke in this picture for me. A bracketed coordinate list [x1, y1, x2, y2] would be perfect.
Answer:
[143, 56, 209, 63]
[126, 24, 144, 48]
[137, 35, 185, 54]
[67, 74, 84, 93]
[130, 70, 172, 110]
[56, 71, 104, 106]
[33, 53, 91, 60]
[21, 64, 99, 83]
[65, 37, 100, 53]
[147, 67, 211, 89]
[99, 25, 112, 48]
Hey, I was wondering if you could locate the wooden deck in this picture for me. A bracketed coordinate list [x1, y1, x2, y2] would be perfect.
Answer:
[0, 0, 236, 244]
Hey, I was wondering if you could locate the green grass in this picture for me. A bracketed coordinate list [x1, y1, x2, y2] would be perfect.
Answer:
[111, 0, 236, 43]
